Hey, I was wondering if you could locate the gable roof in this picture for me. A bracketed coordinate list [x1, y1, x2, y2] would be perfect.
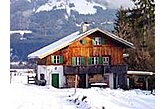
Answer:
[28, 28, 134, 59]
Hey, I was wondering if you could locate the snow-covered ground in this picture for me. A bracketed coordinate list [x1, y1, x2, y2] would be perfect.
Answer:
[68, 88, 155, 109]
[9, 74, 155, 109]
[10, 84, 77, 109]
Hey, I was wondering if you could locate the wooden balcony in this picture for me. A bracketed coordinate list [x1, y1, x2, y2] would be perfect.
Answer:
[64, 64, 128, 75]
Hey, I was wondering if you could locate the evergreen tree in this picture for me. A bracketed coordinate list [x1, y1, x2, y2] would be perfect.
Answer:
[114, 6, 131, 41]
[114, 0, 155, 72]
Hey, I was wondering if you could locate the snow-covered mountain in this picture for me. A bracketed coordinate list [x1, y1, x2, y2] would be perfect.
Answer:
[10, 0, 134, 61]
[35, 0, 107, 15]
[11, 0, 134, 17]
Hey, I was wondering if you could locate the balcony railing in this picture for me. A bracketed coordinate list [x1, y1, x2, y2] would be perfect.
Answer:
[64, 64, 128, 75]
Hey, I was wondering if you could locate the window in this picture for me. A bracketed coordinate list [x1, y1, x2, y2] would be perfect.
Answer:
[80, 39, 86, 45]
[88, 57, 103, 65]
[92, 37, 105, 45]
[95, 37, 101, 45]
[103, 57, 109, 65]
[76, 57, 81, 65]
[40, 74, 45, 80]
[54, 56, 60, 64]
[51, 55, 63, 64]
[92, 57, 99, 65]
[72, 57, 85, 65]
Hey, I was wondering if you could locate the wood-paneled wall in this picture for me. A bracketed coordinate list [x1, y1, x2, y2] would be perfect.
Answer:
[38, 31, 124, 65]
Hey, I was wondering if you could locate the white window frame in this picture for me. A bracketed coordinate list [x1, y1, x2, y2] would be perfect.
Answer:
[103, 57, 109, 65]
[91, 57, 99, 65]
[75, 57, 82, 65]
[54, 55, 60, 64]
[95, 37, 101, 45]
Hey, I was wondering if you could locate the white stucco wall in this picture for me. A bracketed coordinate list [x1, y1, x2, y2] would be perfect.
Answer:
[37, 65, 66, 87]
[109, 73, 114, 89]
[37, 65, 47, 80]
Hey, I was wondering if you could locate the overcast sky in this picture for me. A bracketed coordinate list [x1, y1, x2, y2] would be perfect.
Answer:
[92, 0, 135, 9]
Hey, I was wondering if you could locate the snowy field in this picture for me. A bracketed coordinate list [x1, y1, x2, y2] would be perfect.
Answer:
[9, 74, 155, 109]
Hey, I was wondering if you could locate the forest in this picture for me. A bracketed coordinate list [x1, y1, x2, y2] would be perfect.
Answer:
[114, 0, 155, 72]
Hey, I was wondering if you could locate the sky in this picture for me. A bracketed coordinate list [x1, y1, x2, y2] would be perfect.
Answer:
[93, 0, 135, 9]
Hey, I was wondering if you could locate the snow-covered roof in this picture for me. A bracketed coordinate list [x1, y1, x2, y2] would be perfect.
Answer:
[127, 71, 154, 75]
[28, 28, 134, 59]
[28, 31, 80, 59]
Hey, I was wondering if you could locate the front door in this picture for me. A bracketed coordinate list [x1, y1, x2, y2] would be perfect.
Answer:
[52, 74, 59, 88]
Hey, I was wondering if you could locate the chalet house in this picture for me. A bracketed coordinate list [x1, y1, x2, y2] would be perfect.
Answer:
[28, 27, 134, 88]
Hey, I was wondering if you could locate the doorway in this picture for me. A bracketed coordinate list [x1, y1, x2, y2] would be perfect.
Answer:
[79, 74, 86, 88]
[51, 74, 59, 88]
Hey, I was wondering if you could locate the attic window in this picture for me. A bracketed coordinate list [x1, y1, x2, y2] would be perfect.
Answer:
[95, 37, 101, 45]
[92, 37, 105, 45]
[80, 39, 86, 45]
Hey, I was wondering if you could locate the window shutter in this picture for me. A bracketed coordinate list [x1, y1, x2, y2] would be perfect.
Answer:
[101, 37, 105, 45]
[98, 57, 103, 64]
[92, 38, 96, 45]
[60, 56, 63, 64]
[81, 57, 85, 65]
[51, 56, 54, 64]
[88, 57, 92, 65]
[72, 57, 76, 65]
[82, 39, 86, 45]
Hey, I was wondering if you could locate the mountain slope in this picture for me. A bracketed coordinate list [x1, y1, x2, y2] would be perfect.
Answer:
[10, 0, 134, 61]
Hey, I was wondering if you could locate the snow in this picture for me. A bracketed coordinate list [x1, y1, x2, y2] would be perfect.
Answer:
[35, 0, 135, 15]
[28, 31, 80, 59]
[100, 21, 113, 25]
[127, 71, 154, 75]
[90, 82, 107, 86]
[27, 0, 31, 3]
[10, 61, 27, 65]
[9, 75, 155, 109]
[35, 0, 106, 15]
[67, 88, 155, 109]
[103, 0, 135, 9]
[10, 30, 32, 36]
[10, 84, 77, 109]
[69, 0, 106, 15]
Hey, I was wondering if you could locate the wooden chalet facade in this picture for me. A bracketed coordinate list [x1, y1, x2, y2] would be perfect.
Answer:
[28, 28, 134, 88]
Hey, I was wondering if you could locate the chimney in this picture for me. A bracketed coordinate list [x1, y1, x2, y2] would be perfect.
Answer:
[81, 22, 89, 32]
